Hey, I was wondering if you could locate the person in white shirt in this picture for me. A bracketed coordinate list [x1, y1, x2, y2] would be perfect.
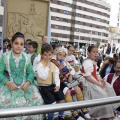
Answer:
[36, 43, 65, 120]
[66, 46, 79, 66]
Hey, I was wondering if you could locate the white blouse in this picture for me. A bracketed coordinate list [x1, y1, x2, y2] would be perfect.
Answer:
[36, 62, 60, 87]
[82, 59, 96, 77]
[66, 55, 79, 65]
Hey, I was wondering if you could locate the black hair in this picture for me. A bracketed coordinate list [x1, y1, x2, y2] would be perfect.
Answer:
[12, 32, 25, 43]
[67, 46, 73, 50]
[51, 43, 58, 50]
[87, 45, 97, 53]
[114, 59, 120, 67]
[28, 41, 38, 49]
[41, 43, 53, 55]
[108, 57, 114, 64]
[7, 44, 12, 49]
[26, 39, 32, 43]
[3, 38, 10, 43]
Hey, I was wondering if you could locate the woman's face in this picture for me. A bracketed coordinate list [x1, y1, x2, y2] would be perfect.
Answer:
[68, 47, 74, 55]
[88, 48, 98, 60]
[53, 47, 58, 55]
[12, 37, 24, 54]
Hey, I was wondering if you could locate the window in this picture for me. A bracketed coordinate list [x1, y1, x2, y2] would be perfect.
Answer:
[62, 26, 66, 30]
[89, 31, 92, 34]
[64, 10, 69, 15]
[79, 6, 81, 10]
[96, 18, 100, 22]
[55, 33, 58, 37]
[84, 8, 87, 11]
[96, 25, 99, 28]
[104, 20, 106, 23]
[62, 34, 67, 38]
[82, 37, 84, 40]
[81, 29, 85, 33]
[56, 17, 60, 21]
[78, 14, 81, 17]
[64, 3, 69, 7]
[90, 24, 92, 27]
[95, 32, 98, 35]
[55, 25, 59, 29]
[83, 22, 86, 25]
[78, 21, 80, 25]
[102, 33, 104, 36]
[63, 18, 68, 23]
[57, 1, 60, 5]
[118, 39, 120, 43]
[90, 16, 93, 20]
[76, 28, 80, 32]
[57, 9, 60, 13]
[83, 15, 86, 18]
[97, 11, 101, 15]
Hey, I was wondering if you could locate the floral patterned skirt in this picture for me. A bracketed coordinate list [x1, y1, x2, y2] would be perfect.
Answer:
[0, 85, 44, 120]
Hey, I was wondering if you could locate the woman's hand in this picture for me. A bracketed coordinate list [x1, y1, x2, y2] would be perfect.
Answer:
[6, 81, 18, 90]
[20, 81, 30, 90]
[99, 80, 106, 88]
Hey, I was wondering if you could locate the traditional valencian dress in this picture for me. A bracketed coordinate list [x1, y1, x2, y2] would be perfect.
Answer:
[66, 55, 80, 72]
[81, 59, 119, 119]
[0, 51, 44, 120]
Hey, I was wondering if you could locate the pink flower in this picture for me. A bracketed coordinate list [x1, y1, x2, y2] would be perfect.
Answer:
[32, 93, 38, 100]
[4, 99, 10, 104]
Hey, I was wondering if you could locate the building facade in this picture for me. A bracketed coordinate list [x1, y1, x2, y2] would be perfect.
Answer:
[117, 1, 120, 32]
[50, 0, 111, 45]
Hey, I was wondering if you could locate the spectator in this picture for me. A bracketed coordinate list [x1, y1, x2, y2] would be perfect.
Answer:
[99, 57, 115, 78]
[27, 41, 38, 65]
[37, 36, 48, 54]
[3, 38, 10, 53]
[0, 44, 2, 58]
[106, 43, 111, 55]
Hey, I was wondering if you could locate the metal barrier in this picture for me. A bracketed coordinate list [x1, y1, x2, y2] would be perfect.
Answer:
[0, 96, 120, 118]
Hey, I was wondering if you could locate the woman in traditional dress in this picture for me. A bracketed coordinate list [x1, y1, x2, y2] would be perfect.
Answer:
[81, 45, 119, 120]
[0, 32, 44, 120]
[66, 46, 80, 73]
[66, 46, 79, 66]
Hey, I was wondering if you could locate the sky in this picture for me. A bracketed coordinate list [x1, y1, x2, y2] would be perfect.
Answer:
[107, 0, 119, 27]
